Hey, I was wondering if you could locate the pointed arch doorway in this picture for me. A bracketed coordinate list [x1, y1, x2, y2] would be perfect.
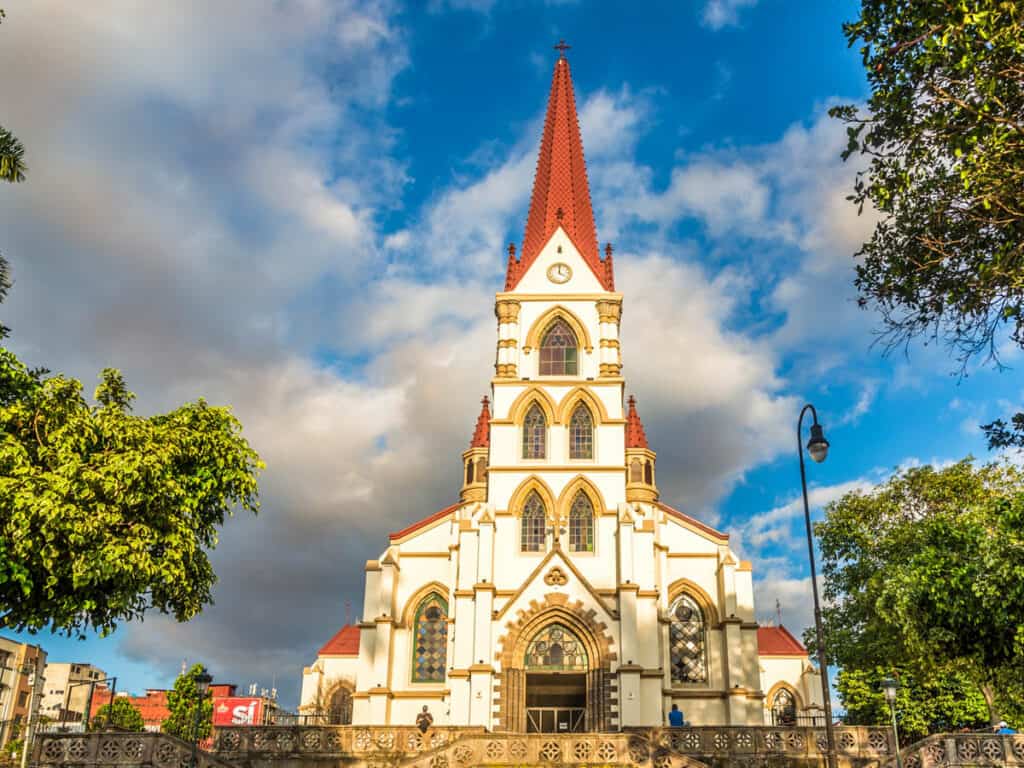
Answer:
[497, 602, 615, 734]
[524, 623, 588, 733]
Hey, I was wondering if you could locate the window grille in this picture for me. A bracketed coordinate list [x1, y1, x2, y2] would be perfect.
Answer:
[412, 593, 448, 683]
[521, 491, 547, 552]
[539, 319, 578, 375]
[569, 405, 593, 459]
[771, 688, 798, 726]
[524, 623, 588, 671]
[568, 491, 594, 552]
[522, 404, 547, 459]
[669, 594, 708, 683]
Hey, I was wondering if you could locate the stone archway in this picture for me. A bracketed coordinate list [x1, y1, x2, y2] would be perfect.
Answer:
[494, 593, 617, 733]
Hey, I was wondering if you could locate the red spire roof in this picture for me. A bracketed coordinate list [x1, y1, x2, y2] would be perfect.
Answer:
[625, 395, 649, 449]
[506, 49, 612, 291]
[471, 396, 491, 448]
[757, 625, 807, 656]
[319, 624, 360, 656]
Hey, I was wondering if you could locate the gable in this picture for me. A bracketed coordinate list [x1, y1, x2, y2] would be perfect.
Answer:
[511, 228, 608, 294]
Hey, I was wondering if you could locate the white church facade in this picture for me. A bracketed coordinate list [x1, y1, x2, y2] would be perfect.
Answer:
[300, 51, 823, 733]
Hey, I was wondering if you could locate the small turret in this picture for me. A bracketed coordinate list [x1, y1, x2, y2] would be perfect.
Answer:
[461, 396, 491, 503]
[625, 395, 658, 502]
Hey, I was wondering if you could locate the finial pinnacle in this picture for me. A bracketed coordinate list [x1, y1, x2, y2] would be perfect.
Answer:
[554, 39, 571, 59]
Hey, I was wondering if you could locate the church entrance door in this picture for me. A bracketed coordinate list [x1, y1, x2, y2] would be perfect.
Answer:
[525, 673, 586, 733]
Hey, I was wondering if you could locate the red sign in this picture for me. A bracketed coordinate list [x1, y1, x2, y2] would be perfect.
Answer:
[212, 697, 264, 726]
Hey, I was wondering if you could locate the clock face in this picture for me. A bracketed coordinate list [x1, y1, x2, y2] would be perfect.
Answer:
[547, 262, 572, 284]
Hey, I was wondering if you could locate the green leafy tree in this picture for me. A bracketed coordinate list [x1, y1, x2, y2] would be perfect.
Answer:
[831, 2, 1024, 448]
[814, 460, 1024, 724]
[91, 698, 145, 732]
[838, 668, 989, 744]
[163, 665, 213, 742]
[0, 358, 263, 635]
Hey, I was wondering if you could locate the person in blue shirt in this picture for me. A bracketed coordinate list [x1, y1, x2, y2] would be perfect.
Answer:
[996, 721, 1017, 734]
[667, 704, 685, 728]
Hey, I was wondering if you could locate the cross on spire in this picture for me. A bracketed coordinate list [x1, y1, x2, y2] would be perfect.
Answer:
[554, 39, 571, 58]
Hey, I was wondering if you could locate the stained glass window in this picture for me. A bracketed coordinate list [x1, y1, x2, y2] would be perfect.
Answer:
[568, 491, 594, 552]
[412, 593, 448, 683]
[569, 405, 593, 459]
[327, 686, 353, 724]
[521, 491, 546, 552]
[669, 594, 707, 684]
[522, 404, 547, 459]
[772, 688, 797, 726]
[524, 623, 588, 671]
[539, 319, 578, 376]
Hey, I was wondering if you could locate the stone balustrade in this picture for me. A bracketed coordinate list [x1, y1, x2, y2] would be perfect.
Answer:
[882, 732, 1024, 767]
[35, 731, 237, 768]
[36, 725, 1021, 767]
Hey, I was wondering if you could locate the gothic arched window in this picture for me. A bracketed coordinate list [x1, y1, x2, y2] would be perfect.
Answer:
[629, 458, 643, 483]
[569, 405, 593, 459]
[327, 686, 353, 725]
[771, 688, 798, 726]
[521, 490, 546, 552]
[412, 593, 448, 683]
[522, 403, 547, 459]
[539, 319, 578, 376]
[669, 594, 707, 684]
[644, 461, 653, 485]
[568, 491, 594, 552]
[524, 623, 588, 671]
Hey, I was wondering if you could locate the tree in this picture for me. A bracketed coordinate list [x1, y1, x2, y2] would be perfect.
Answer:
[837, 667, 989, 744]
[832, 2, 1024, 447]
[0, 12, 27, 183]
[0, 359, 263, 635]
[163, 665, 214, 742]
[814, 460, 1024, 724]
[91, 698, 145, 732]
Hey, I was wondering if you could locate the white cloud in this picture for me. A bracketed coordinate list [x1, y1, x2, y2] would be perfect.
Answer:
[702, 0, 759, 30]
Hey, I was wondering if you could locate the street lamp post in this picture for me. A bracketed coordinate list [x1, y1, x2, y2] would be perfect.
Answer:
[881, 677, 903, 768]
[797, 403, 837, 768]
[190, 672, 213, 768]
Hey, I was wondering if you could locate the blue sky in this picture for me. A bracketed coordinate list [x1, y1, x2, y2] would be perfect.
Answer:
[0, 0, 1020, 711]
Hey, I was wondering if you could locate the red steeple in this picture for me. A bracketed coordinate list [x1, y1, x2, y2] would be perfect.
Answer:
[470, 396, 491, 448]
[506, 44, 612, 291]
[625, 395, 649, 449]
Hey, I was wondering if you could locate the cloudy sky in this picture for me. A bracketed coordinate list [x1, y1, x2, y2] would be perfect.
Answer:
[1, 0, 1019, 710]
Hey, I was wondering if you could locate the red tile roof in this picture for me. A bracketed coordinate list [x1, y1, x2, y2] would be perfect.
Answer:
[506, 52, 612, 291]
[656, 501, 729, 541]
[319, 624, 360, 656]
[757, 625, 808, 656]
[470, 396, 491, 448]
[625, 395, 649, 449]
[388, 502, 460, 541]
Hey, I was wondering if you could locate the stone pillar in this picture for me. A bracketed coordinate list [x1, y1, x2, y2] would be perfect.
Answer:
[596, 299, 622, 377]
[495, 299, 520, 378]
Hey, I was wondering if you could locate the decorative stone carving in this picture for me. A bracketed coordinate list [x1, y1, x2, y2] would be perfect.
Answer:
[543, 567, 568, 586]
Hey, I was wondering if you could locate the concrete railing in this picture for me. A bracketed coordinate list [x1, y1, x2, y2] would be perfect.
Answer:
[211, 724, 892, 766]
[34, 731, 237, 768]
[881, 732, 1024, 767]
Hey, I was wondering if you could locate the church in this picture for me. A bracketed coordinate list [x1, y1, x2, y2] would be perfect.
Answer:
[299, 50, 823, 734]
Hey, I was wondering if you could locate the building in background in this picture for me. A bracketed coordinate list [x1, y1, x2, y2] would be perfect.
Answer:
[40, 663, 107, 724]
[0, 636, 47, 746]
[89, 683, 278, 732]
[757, 626, 824, 726]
